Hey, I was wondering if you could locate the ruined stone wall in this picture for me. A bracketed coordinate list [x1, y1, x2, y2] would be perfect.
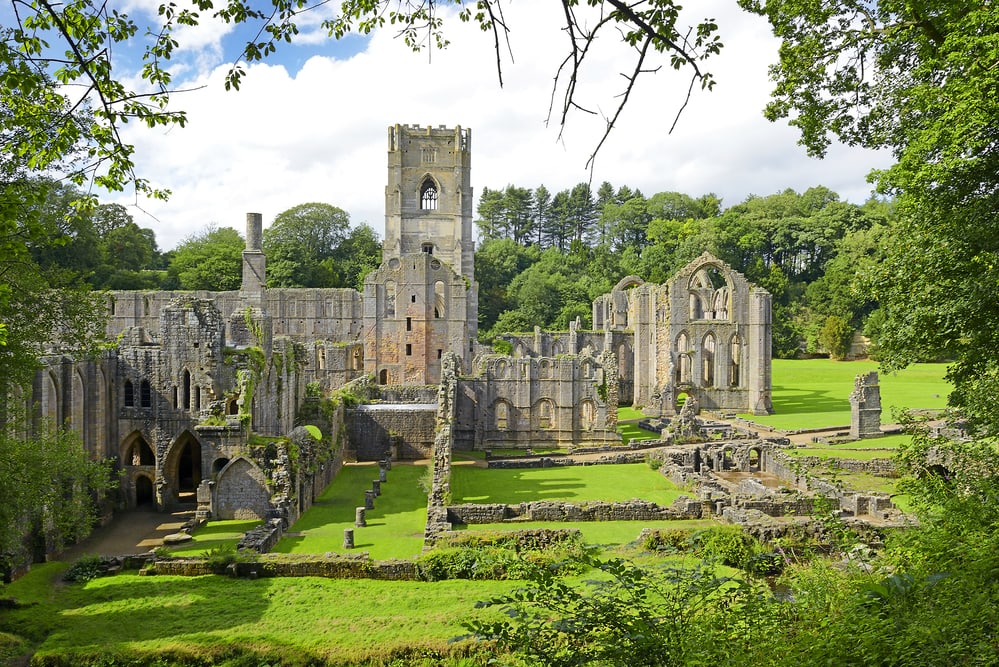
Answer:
[347, 404, 437, 460]
[106, 288, 362, 345]
[425, 352, 459, 543]
[592, 253, 773, 416]
[362, 253, 475, 383]
[452, 352, 618, 449]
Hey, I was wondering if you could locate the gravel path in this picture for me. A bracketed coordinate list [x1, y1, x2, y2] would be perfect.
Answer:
[59, 506, 196, 561]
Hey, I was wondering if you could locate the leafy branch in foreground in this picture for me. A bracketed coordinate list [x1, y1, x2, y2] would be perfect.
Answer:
[3, 1, 724, 200]
[464, 552, 751, 667]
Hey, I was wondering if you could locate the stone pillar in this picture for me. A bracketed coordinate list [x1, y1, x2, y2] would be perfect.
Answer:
[355, 507, 366, 527]
[379, 466, 387, 483]
[343, 528, 354, 549]
[372, 479, 381, 497]
[850, 371, 883, 439]
[364, 490, 375, 510]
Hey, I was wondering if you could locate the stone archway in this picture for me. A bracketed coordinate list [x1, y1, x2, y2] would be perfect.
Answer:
[163, 430, 203, 506]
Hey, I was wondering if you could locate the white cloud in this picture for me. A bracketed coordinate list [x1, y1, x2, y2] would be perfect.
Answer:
[110, 1, 892, 250]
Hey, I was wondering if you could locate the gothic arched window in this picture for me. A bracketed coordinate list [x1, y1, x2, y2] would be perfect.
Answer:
[420, 179, 439, 210]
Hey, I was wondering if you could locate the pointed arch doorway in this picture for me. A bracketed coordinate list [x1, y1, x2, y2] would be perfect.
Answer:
[165, 431, 203, 506]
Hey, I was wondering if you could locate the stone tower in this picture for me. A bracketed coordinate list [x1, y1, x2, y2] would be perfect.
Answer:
[384, 124, 475, 286]
[364, 124, 479, 385]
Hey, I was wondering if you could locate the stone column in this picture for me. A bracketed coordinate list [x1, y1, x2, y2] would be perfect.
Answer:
[355, 507, 366, 527]
[343, 528, 354, 549]
[364, 490, 375, 510]
[372, 480, 381, 497]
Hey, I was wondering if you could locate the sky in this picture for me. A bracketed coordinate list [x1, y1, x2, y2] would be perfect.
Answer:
[104, 1, 894, 250]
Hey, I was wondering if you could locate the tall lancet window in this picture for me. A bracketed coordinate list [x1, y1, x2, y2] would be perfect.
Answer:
[420, 178, 439, 210]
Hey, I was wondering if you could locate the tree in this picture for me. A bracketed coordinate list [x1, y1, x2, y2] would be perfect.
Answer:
[0, 427, 114, 572]
[744, 1, 999, 431]
[818, 315, 853, 360]
[263, 203, 351, 288]
[335, 223, 382, 290]
[168, 225, 244, 291]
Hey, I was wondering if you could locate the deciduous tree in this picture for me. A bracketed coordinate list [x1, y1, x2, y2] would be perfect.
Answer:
[745, 1, 999, 431]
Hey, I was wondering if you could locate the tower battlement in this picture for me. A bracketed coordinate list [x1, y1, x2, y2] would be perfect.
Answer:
[388, 124, 470, 153]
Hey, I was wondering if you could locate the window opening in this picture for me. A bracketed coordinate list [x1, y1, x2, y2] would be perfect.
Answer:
[422, 242, 434, 254]
[406, 317, 412, 331]
[406, 344, 412, 356]
[123, 380, 134, 407]
[420, 180, 439, 210]
[140, 380, 151, 408]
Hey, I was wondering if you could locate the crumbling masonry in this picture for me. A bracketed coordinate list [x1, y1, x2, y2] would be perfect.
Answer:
[16, 124, 773, 523]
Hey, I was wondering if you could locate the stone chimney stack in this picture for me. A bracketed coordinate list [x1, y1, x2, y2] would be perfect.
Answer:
[241, 212, 266, 297]
[246, 211, 262, 252]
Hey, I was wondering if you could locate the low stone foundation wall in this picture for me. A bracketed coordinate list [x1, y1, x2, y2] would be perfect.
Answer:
[237, 518, 285, 553]
[447, 496, 703, 524]
[487, 451, 653, 469]
[791, 454, 897, 477]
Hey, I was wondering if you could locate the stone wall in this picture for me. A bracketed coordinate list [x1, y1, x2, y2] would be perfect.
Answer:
[446, 496, 703, 524]
[425, 352, 459, 543]
[347, 404, 436, 460]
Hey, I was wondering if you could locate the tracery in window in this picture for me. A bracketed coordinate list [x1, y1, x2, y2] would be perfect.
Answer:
[420, 178, 439, 210]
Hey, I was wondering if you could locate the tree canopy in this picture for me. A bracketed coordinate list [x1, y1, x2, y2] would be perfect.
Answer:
[262, 203, 380, 289]
[743, 0, 999, 432]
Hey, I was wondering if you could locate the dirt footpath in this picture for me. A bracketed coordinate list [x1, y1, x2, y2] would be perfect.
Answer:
[59, 507, 195, 561]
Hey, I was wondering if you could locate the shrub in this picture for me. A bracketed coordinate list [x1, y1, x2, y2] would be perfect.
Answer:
[641, 528, 691, 553]
[201, 543, 256, 574]
[689, 526, 759, 569]
[62, 555, 106, 582]
[818, 315, 854, 360]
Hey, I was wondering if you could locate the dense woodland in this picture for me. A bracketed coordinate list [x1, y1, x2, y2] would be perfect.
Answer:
[26, 177, 888, 362]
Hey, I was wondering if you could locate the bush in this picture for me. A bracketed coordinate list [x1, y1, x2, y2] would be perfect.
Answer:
[62, 554, 106, 582]
[641, 528, 691, 553]
[818, 315, 854, 360]
[202, 543, 256, 574]
[689, 526, 759, 569]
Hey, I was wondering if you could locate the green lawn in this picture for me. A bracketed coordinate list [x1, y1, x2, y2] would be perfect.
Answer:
[162, 519, 262, 557]
[5, 563, 510, 667]
[739, 359, 950, 430]
[618, 422, 659, 443]
[273, 463, 429, 560]
[451, 463, 687, 505]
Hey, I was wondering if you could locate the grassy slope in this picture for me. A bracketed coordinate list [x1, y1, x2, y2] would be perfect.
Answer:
[6, 565, 510, 666]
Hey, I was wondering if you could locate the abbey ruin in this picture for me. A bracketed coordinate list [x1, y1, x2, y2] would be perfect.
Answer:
[18, 124, 773, 524]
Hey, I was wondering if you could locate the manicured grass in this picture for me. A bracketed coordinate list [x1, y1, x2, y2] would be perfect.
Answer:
[739, 359, 950, 430]
[273, 463, 429, 560]
[617, 406, 646, 421]
[162, 519, 262, 557]
[456, 519, 718, 548]
[618, 422, 659, 443]
[451, 463, 687, 506]
[8, 567, 512, 666]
